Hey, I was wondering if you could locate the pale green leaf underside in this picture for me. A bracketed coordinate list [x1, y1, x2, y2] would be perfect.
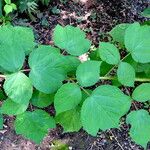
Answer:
[117, 62, 135, 87]
[81, 85, 131, 136]
[125, 23, 150, 63]
[76, 60, 101, 87]
[4, 72, 33, 104]
[132, 83, 150, 102]
[1, 98, 28, 115]
[15, 110, 56, 144]
[29, 45, 66, 94]
[55, 108, 82, 132]
[99, 42, 120, 65]
[127, 110, 150, 148]
[54, 83, 82, 115]
[53, 25, 91, 56]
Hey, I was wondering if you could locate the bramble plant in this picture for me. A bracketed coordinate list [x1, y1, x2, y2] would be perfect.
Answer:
[0, 22, 150, 148]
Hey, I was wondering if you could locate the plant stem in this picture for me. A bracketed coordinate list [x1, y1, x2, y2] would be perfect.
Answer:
[0, 74, 6, 78]
[104, 53, 131, 77]
[100, 76, 150, 82]
[21, 69, 31, 72]
[0, 69, 31, 79]
[69, 78, 90, 96]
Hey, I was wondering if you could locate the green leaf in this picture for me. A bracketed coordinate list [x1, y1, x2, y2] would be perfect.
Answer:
[54, 83, 82, 115]
[10, 3, 17, 10]
[15, 109, 56, 144]
[141, 7, 150, 18]
[60, 55, 80, 74]
[0, 90, 6, 100]
[80, 90, 92, 106]
[40, 0, 51, 6]
[125, 23, 150, 63]
[111, 77, 122, 87]
[4, 72, 33, 104]
[98, 42, 120, 65]
[0, 26, 25, 72]
[109, 23, 130, 45]
[81, 85, 131, 136]
[135, 63, 150, 73]
[117, 62, 135, 87]
[127, 110, 150, 148]
[55, 108, 82, 132]
[100, 61, 114, 76]
[132, 83, 150, 102]
[76, 60, 101, 87]
[89, 49, 101, 61]
[14, 26, 35, 55]
[4, 0, 11, 4]
[0, 114, 3, 129]
[123, 54, 138, 71]
[53, 25, 91, 56]
[1, 98, 28, 115]
[29, 45, 66, 94]
[31, 90, 54, 108]
[4, 4, 13, 14]
[0, 66, 7, 74]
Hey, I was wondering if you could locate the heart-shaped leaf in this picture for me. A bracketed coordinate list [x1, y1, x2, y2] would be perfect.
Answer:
[54, 83, 82, 115]
[81, 85, 131, 135]
[53, 25, 91, 56]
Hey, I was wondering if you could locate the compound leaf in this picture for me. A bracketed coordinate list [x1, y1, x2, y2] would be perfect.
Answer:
[117, 62, 135, 87]
[81, 85, 131, 136]
[55, 108, 82, 132]
[29, 45, 66, 94]
[127, 110, 150, 149]
[4, 72, 33, 104]
[76, 60, 101, 87]
[53, 25, 91, 56]
[98, 42, 120, 65]
[125, 23, 150, 63]
[1, 98, 28, 115]
[132, 83, 150, 102]
[31, 90, 54, 108]
[15, 109, 56, 144]
[54, 83, 82, 115]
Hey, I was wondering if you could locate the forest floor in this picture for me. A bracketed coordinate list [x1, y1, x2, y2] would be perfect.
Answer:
[0, 0, 150, 150]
